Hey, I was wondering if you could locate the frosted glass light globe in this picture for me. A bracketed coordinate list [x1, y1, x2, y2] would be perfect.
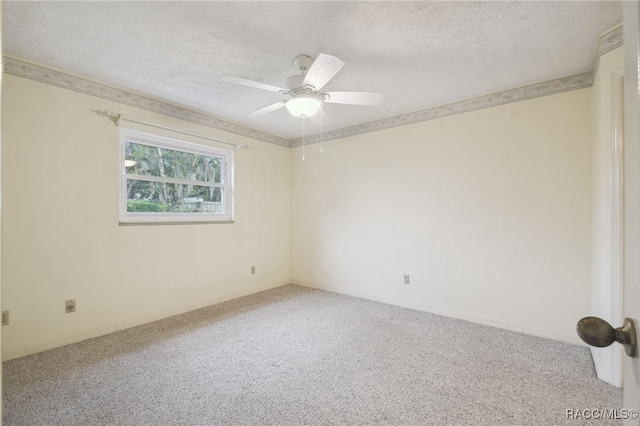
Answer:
[286, 96, 321, 117]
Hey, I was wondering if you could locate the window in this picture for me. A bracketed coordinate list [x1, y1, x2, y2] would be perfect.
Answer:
[120, 129, 234, 224]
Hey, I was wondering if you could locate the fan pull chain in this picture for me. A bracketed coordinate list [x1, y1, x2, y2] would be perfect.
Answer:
[301, 115, 306, 161]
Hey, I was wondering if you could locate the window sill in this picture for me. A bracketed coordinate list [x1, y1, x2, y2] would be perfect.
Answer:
[119, 220, 235, 226]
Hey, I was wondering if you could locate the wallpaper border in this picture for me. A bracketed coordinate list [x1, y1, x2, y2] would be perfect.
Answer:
[2, 57, 291, 147]
[3, 24, 623, 148]
[289, 72, 593, 147]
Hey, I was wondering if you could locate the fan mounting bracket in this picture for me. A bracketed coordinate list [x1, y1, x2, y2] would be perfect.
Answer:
[293, 54, 314, 73]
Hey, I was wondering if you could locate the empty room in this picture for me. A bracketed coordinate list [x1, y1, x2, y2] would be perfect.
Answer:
[1, 1, 640, 425]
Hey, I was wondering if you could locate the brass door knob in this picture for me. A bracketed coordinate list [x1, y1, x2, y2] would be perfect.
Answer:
[576, 317, 637, 358]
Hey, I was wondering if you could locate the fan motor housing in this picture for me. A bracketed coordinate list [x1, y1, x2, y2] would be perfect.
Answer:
[286, 74, 313, 96]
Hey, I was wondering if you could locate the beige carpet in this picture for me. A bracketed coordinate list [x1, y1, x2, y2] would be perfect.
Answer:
[3, 284, 622, 425]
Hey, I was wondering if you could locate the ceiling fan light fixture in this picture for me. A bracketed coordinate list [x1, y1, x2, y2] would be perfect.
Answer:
[286, 96, 321, 117]
[224, 53, 382, 121]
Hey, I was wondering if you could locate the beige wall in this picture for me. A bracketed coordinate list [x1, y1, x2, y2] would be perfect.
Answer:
[291, 88, 593, 344]
[590, 46, 624, 385]
[1, 75, 292, 360]
[2, 65, 596, 358]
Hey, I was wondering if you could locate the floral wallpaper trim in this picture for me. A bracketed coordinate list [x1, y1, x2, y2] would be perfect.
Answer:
[3, 23, 622, 148]
[3, 57, 290, 147]
[597, 24, 623, 58]
[591, 24, 623, 83]
[289, 72, 593, 147]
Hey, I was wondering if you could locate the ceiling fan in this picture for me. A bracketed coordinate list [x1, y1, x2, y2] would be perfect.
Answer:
[222, 53, 383, 119]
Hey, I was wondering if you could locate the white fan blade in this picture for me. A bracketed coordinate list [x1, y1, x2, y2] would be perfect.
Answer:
[323, 91, 384, 106]
[302, 54, 345, 91]
[222, 76, 286, 93]
[247, 101, 286, 117]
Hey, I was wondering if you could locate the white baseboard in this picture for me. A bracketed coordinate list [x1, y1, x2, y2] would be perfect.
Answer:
[590, 347, 613, 384]
[3, 280, 290, 361]
[293, 281, 582, 345]
[8, 280, 585, 361]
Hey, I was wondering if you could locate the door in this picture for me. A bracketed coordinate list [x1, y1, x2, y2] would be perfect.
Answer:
[623, 1, 640, 422]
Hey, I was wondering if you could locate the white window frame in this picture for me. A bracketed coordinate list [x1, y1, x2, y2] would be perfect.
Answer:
[119, 128, 234, 224]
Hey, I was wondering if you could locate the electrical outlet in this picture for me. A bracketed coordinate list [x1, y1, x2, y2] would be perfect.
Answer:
[403, 275, 411, 285]
[65, 299, 76, 313]
[251, 266, 256, 275]
[2, 310, 9, 326]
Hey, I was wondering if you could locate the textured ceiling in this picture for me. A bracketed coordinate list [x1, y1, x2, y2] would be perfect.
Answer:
[4, 1, 622, 140]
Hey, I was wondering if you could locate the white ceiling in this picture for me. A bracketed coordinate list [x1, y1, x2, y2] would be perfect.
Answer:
[4, 1, 622, 140]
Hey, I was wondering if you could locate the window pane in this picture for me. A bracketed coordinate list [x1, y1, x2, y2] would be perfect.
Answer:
[126, 180, 224, 214]
[125, 142, 223, 183]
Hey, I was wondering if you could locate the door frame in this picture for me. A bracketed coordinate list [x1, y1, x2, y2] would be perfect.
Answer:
[622, 0, 640, 420]
[611, 71, 624, 388]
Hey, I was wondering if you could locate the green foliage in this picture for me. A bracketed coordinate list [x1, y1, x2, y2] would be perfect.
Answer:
[125, 142, 223, 208]
[127, 200, 170, 212]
